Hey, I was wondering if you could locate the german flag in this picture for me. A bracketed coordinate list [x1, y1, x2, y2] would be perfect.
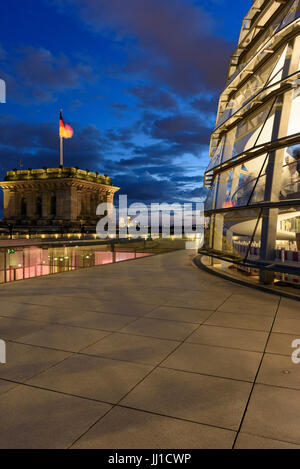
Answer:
[59, 110, 74, 139]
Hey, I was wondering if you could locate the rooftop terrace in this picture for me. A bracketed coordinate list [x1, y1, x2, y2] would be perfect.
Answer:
[0, 249, 299, 448]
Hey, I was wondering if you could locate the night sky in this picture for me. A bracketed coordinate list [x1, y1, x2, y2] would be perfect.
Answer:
[0, 0, 252, 207]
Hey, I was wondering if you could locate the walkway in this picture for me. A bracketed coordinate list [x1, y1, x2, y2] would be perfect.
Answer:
[0, 250, 299, 449]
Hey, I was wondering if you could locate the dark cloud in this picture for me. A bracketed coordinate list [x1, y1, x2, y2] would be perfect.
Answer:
[0, 115, 108, 172]
[191, 95, 219, 114]
[171, 174, 204, 184]
[150, 113, 211, 150]
[130, 85, 178, 111]
[133, 142, 188, 159]
[113, 172, 181, 203]
[109, 102, 130, 111]
[134, 164, 184, 177]
[104, 128, 133, 142]
[0, 46, 97, 103]
[54, 0, 233, 95]
[112, 171, 207, 204]
[188, 187, 208, 198]
[0, 113, 207, 206]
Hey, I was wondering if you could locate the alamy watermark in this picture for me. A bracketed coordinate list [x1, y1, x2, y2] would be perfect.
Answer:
[0, 79, 6, 103]
[0, 340, 6, 364]
[292, 339, 300, 364]
[96, 196, 204, 250]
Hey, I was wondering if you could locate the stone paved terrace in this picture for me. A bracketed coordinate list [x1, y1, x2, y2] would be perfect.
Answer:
[0, 249, 300, 449]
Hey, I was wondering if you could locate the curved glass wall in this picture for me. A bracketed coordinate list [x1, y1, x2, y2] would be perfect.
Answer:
[227, 0, 300, 85]
[203, 0, 300, 287]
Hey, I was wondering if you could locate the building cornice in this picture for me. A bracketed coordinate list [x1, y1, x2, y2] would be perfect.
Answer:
[0, 178, 120, 194]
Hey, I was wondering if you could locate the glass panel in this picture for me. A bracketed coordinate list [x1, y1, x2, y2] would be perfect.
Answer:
[222, 128, 237, 163]
[208, 208, 261, 258]
[267, 45, 288, 86]
[205, 137, 225, 172]
[218, 46, 287, 128]
[280, 145, 300, 200]
[275, 205, 300, 274]
[277, 0, 300, 33]
[222, 154, 268, 208]
[227, 0, 299, 86]
[287, 89, 300, 136]
[204, 183, 216, 211]
[0, 243, 153, 284]
[234, 103, 274, 155]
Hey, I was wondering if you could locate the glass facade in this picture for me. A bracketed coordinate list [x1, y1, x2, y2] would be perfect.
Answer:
[203, 0, 300, 286]
[0, 244, 152, 284]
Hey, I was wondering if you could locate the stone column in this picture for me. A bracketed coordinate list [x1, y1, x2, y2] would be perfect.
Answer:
[212, 213, 224, 253]
[15, 192, 22, 219]
[26, 191, 36, 219]
[61, 187, 71, 221]
[55, 189, 64, 219]
[79, 192, 84, 218]
[4, 190, 13, 219]
[42, 192, 50, 219]
[85, 192, 91, 218]
[90, 194, 97, 219]
[97, 190, 104, 207]
[70, 187, 78, 221]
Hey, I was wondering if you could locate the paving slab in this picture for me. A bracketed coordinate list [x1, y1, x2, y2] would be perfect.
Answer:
[273, 317, 300, 335]
[277, 298, 300, 319]
[0, 385, 111, 449]
[1, 304, 83, 325]
[242, 384, 300, 445]
[146, 305, 213, 324]
[0, 379, 20, 395]
[0, 342, 71, 382]
[227, 293, 280, 306]
[83, 332, 180, 365]
[60, 310, 138, 331]
[27, 354, 153, 403]
[234, 433, 300, 449]
[205, 311, 274, 332]
[266, 332, 298, 356]
[18, 324, 109, 352]
[0, 316, 48, 340]
[72, 406, 236, 449]
[187, 325, 268, 352]
[121, 367, 252, 431]
[257, 353, 300, 390]
[217, 301, 277, 317]
[119, 317, 198, 341]
[164, 295, 228, 310]
[161, 342, 262, 382]
[0, 301, 50, 319]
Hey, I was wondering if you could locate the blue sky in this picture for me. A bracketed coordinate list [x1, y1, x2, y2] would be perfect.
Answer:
[0, 0, 251, 205]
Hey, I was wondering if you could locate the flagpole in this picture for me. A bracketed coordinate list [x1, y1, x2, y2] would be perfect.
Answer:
[60, 108, 63, 167]
[60, 136, 63, 166]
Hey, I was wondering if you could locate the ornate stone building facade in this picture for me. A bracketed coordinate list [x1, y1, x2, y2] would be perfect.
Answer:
[0, 167, 119, 233]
